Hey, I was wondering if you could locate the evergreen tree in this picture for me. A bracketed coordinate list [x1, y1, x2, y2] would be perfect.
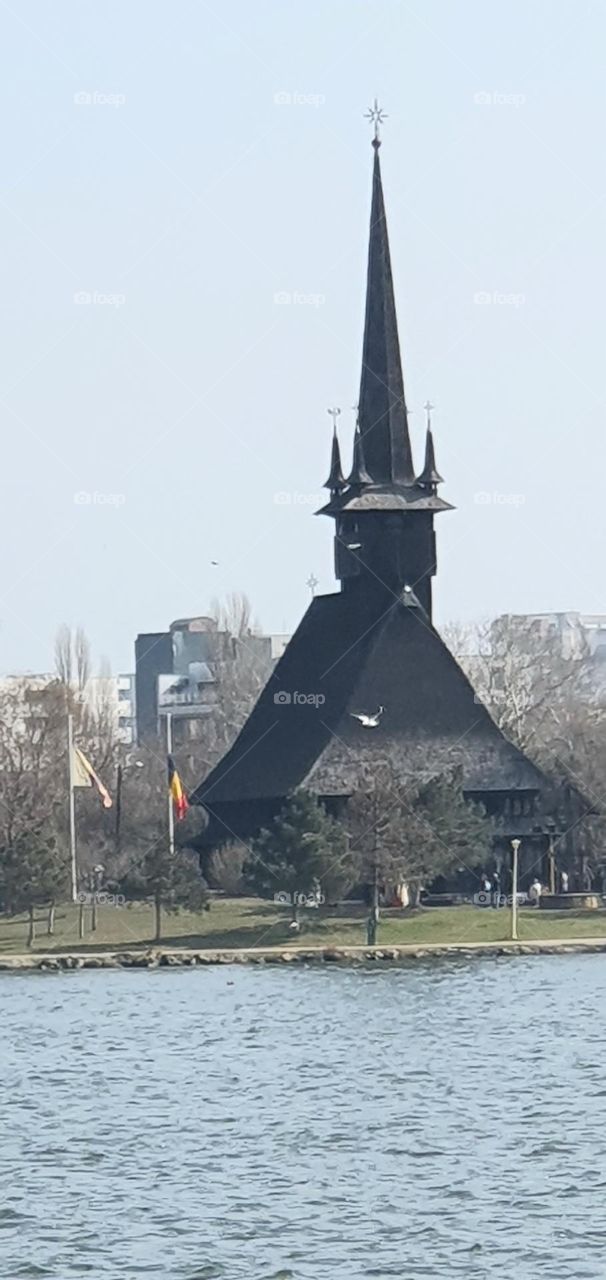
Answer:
[416, 773, 491, 883]
[348, 759, 493, 911]
[0, 829, 69, 947]
[119, 840, 207, 942]
[246, 790, 354, 921]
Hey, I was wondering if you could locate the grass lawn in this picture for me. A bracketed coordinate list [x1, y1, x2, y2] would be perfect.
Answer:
[2, 898, 606, 953]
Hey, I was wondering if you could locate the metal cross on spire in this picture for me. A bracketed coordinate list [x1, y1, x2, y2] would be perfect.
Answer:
[327, 406, 341, 435]
[424, 400, 435, 429]
[307, 573, 319, 599]
[365, 98, 388, 148]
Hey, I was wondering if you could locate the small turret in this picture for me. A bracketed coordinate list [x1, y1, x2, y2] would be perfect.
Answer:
[346, 422, 372, 487]
[416, 401, 443, 492]
[323, 407, 345, 493]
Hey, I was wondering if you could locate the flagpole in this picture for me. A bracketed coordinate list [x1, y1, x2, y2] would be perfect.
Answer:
[67, 713, 78, 903]
[166, 712, 175, 855]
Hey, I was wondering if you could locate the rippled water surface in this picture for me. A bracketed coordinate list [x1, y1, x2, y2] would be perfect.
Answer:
[2, 955, 606, 1279]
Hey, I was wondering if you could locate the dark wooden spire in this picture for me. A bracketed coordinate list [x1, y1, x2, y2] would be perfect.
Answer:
[417, 406, 443, 490]
[358, 145, 415, 486]
[346, 423, 372, 487]
[417, 426, 443, 489]
[324, 424, 345, 492]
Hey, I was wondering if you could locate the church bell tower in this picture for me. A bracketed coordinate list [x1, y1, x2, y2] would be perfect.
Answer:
[317, 113, 453, 623]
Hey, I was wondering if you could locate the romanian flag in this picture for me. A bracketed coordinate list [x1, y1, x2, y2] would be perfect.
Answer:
[168, 755, 189, 821]
[72, 747, 113, 809]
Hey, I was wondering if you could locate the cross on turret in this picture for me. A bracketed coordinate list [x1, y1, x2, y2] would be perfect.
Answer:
[418, 399, 443, 494]
[364, 98, 388, 149]
[327, 406, 341, 433]
[323, 406, 345, 494]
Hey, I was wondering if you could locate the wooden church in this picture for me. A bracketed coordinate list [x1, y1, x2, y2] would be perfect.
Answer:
[193, 127, 564, 881]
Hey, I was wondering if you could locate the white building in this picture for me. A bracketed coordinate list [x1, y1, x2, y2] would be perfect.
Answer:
[0, 671, 137, 744]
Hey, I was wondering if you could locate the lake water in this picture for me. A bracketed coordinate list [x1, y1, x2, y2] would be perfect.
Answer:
[1, 955, 605, 1279]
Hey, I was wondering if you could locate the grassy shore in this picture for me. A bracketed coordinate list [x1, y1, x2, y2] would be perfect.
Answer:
[2, 897, 606, 954]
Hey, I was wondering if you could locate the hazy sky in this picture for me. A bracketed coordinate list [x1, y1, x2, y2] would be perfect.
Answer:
[1, 0, 604, 674]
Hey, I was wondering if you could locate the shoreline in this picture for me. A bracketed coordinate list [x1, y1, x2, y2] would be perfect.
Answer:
[2, 935, 606, 970]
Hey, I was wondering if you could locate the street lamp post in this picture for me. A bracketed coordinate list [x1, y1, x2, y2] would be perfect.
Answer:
[115, 757, 145, 860]
[367, 861, 379, 946]
[511, 838, 521, 940]
[166, 714, 175, 855]
[366, 786, 380, 947]
[90, 864, 104, 933]
[115, 762, 123, 860]
[547, 823, 557, 895]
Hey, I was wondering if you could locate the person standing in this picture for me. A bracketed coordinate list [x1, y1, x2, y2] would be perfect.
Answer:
[528, 877, 542, 907]
[479, 872, 492, 907]
[582, 862, 593, 893]
[560, 869, 569, 894]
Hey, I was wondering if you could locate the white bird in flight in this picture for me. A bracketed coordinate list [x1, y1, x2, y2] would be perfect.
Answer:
[350, 706, 384, 728]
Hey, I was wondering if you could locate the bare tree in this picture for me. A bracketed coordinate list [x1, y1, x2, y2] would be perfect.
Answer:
[208, 842, 248, 894]
[441, 614, 606, 878]
[211, 591, 260, 639]
[179, 595, 272, 781]
[0, 680, 73, 937]
[347, 755, 492, 912]
[440, 615, 588, 755]
[75, 627, 91, 694]
[54, 624, 73, 689]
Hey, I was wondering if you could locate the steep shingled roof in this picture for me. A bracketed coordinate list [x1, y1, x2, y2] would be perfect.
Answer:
[193, 591, 545, 808]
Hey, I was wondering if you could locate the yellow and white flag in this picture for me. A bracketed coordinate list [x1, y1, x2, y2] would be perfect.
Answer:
[72, 747, 113, 809]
